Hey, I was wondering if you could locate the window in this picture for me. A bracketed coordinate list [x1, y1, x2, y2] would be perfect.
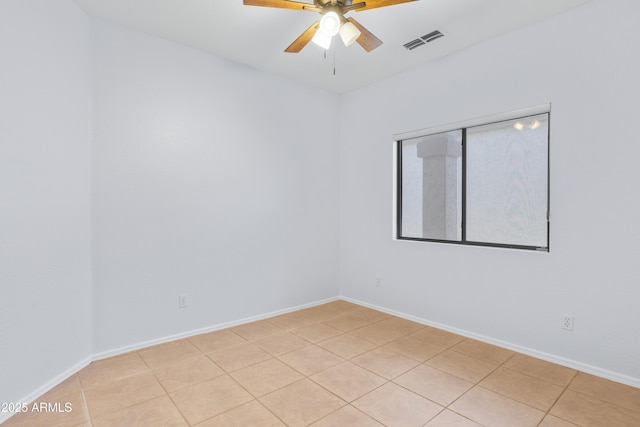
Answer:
[395, 106, 550, 251]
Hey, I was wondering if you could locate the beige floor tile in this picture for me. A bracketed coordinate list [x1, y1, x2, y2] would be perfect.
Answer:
[322, 313, 375, 332]
[230, 358, 304, 397]
[3, 392, 88, 427]
[310, 362, 386, 402]
[451, 339, 514, 365]
[353, 382, 443, 427]
[317, 334, 377, 359]
[394, 364, 474, 406]
[349, 324, 408, 346]
[259, 379, 346, 427]
[503, 353, 577, 387]
[480, 366, 565, 411]
[207, 342, 272, 372]
[352, 347, 420, 379]
[383, 335, 446, 362]
[569, 372, 640, 413]
[13, 301, 640, 427]
[303, 302, 359, 321]
[84, 371, 165, 418]
[425, 350, 498, 383]
[137, 340, 201, 369]
[195, 400, 285, 426]
[39, 374, 83, 401]
[300, 305, 343, 322]
[78, 353, 148, 389]
[411, 326, 466, 348]
[92, 395, 186, 427]
[278, 345, 344, 376]
[323, 300, 362, 312]
[231, 320, 284, 341]
[152, 354, 224, 393]
[291, 323, 343, 343]
[451, 386, 545, 427]
[1, 411, 33, 427]
[188, 329, 247, 353]
[267, 311, 319, 331]
[295, 309, 331, 323]
[350, 307, 390, 323]
[1, 412, 79, 427]
[425, 409, 482, 426]
[374, 316, 424, 335]
[538, 414, 581, 426]
[254, 332, 310, 356]
[311, 405, 383, 426]
[550, 389, 640, 427]
[169, 375, 253, 425]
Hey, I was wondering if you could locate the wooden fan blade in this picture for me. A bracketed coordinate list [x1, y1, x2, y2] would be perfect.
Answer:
[243, 0, 310, 11]
[348, 17, 383, 52]
[285, 22, 319, 53]
[356, 0, 417, 12]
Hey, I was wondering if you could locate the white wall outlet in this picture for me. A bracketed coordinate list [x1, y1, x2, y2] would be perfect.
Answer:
[561, 314, 574, 331]
[178, 294, 189, 308]
[376, 277, 382, 288]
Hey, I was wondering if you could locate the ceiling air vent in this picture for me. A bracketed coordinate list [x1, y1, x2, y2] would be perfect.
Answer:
[403, 30, 444, 50]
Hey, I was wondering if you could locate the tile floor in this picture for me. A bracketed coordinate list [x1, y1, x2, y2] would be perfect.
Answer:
[4, 300, 640, 426]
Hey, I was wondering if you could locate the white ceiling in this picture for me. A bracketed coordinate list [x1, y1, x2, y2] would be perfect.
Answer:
[72, 0, 591, 93]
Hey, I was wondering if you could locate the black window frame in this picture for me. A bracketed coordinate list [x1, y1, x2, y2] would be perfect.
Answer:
[395, 109, 551, 252]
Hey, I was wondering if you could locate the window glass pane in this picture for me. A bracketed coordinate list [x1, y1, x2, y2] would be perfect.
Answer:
[400, 131, 462, 241]
[465, 114, 548, 247]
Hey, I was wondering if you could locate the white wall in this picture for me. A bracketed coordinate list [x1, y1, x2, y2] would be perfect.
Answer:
[3, 0, 638, 415]
[0, 0, 92, 407]
[91, 19, 340, 353]
[339, 0, 640, 384]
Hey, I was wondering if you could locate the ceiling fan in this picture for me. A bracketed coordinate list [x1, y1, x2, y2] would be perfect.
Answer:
[243, 0, 417, 53]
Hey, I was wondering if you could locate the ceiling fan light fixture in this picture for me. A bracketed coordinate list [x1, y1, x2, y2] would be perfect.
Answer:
[319, 11, 340, 36]
[514, 119, 542, 131]
[339, 21, 361, 46]
[311, 30, 332, 50]
[244, 0, 393, 54]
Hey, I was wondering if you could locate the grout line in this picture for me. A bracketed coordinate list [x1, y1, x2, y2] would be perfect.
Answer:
[15, 301, 638, 427]
[163, 386, 192, 426]
[80, 386, 94, 427]
[204, 374, 261, 422]
[254, 398, 289, 427]
[536, 370, 580, 426]
[83, 373, 167, 423]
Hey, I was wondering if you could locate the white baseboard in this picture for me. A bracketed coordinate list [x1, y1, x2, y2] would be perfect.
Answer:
[0, 356, 92, 425]
[341, 296, 640, 389]
[93, 296, 339, 361]
[4, 293, 638, 426]
[0, 296, 340, 425]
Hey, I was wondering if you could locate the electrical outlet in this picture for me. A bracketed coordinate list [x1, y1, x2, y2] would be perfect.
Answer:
[376, 277, 382, 288]
[178, 294, 189, 308]
[561, 314, 574, 331]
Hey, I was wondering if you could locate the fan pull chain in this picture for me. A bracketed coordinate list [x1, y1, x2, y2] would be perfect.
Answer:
[321, 41, 337, 76]
[333, 44, 336, 76]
